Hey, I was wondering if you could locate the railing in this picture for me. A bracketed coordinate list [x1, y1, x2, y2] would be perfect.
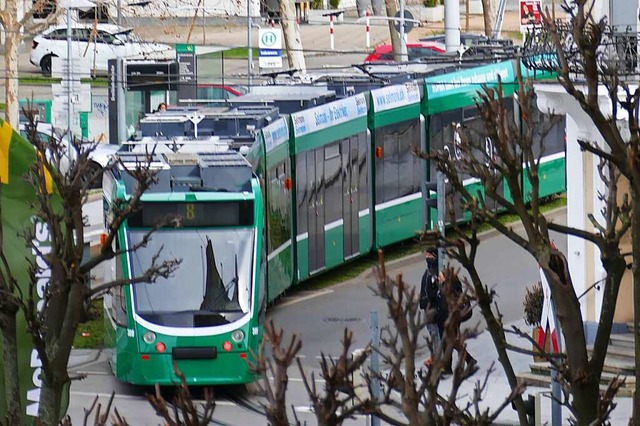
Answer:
[522, 20, 639, 79]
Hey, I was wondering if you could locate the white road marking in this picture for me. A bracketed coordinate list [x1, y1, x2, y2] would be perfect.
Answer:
[74, 371, 111, 376]
[69, 391, 235, 406]
[268, 376, 325, 384]
[276, 289, 333, 308]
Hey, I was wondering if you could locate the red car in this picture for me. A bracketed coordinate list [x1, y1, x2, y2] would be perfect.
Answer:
[364, 41, 446, 63]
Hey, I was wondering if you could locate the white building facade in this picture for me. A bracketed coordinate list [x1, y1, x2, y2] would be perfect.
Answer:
[535, 0, 640, 335]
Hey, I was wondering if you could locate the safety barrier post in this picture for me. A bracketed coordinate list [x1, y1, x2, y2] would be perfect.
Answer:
[330, 14, 334, 50]
[365, 10, 370, 48]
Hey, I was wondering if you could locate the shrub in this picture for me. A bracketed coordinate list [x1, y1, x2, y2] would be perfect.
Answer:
[329, 0, 340, 9]
[423, 0, 438, 7]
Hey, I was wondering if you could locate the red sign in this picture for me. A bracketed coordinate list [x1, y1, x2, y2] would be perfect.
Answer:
[520, 0, 542, 31]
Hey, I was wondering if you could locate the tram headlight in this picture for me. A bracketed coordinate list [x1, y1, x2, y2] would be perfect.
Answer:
[231, 330, 245, 343]
[143, 331, 156, 344]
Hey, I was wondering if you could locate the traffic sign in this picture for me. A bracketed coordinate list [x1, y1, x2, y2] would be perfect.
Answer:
[519, 0, 542, 32]
[259, 28, 282, 50]
[258, 28, 283, 69]
[393, 10, 415, 34]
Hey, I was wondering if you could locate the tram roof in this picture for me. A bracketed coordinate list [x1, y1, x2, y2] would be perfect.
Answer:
[115, 144, 253, 195]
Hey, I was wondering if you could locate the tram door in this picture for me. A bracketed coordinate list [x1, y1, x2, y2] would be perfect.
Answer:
[307, 149, 325, 274]
[342, 137, 360, 259]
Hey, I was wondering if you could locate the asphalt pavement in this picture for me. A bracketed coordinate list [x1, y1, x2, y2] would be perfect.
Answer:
[65, 207, 632, 424]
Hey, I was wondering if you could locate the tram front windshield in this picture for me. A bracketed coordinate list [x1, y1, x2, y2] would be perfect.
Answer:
[128, 228, 254, 328]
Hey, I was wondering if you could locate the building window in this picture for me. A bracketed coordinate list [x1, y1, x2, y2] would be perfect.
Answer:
[78, 4, 110, 23]
[32, 0, 57, 19]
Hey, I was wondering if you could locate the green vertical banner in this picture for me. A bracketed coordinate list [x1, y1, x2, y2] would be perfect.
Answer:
[0, 119, 64, 422]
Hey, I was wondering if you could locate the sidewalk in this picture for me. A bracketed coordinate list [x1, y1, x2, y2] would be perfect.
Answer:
[443, 319, 632, 425]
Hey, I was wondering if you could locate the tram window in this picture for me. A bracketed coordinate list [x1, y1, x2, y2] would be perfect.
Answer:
[324, 143, 342, 224]
[428, 114, 443, 151]
[107, 254, 127, 326]
[357, 132, 368, 211]
[384, 132, 399, 200]
[463, 106, 478, 120]
[267, 160, 291, 254]
[429, 109, 462, 166]
[375, 119, 421, 203]
[296, 154, 308, 235]
[398, 122, 421, 197]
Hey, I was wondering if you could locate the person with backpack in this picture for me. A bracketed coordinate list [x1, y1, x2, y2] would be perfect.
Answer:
[419, 249, 477, 375]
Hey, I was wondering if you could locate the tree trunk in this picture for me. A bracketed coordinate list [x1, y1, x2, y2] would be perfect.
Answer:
[480, 0, 497, 36]
[37, 378, 65, 425]
[542, 257, 599, 424]
[0, 311, 23, 425]
[588, 252, 626, 404]
[278, 0, 306, 73]
[466, 267, 530, 425]
[384, 0, 401, 62]
[4, 9, 20, 126]
[633, 189, 640, 421]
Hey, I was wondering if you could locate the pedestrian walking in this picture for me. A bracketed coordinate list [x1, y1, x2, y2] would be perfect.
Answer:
[419, 249, 443, 366]
[419, 250, 476, 375]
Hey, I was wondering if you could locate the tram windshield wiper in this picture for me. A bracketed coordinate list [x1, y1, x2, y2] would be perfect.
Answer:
[200, 238, 241, 312]
[200, 237, 230, 311]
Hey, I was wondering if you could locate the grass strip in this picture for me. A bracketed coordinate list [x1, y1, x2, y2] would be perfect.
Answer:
[73, 299, 104, 349]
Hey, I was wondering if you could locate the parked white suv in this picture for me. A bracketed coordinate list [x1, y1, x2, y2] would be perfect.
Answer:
[30, 23, 174, 76]
[19, 122, 119, 188]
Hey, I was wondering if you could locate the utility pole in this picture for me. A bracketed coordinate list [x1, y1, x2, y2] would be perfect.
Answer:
[248, 0, 253, 86]
[444, 0, 461, 52]
[399, 0, 407, 61]
[66, 6, 72, 137]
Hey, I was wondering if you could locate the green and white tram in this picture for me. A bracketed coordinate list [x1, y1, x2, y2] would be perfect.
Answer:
[103, 143, 265, 385]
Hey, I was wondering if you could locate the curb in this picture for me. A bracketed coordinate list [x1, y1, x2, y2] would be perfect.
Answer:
[87, 190, 102, 203]
[68, 348, 103, 370]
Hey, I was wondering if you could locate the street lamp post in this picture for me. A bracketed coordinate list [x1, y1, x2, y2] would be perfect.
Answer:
[59, 0, 95, 143]
[399, 0, 407, 61]
[247, 0, 253, 86]
[66, 6, 72, 136]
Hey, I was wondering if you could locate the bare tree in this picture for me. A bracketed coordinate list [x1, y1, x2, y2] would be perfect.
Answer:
[250, 252, 520, 426]
[366, 251, 522, 425]
[0, 112, 181, 424]
[249, 320, 303, 426]
[527, 1, 640, 418]
[147, 368, 216, 426]
[0, 0, 62, 125]
[418, 55, 627, 422]
[297, 329, 371, 426]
